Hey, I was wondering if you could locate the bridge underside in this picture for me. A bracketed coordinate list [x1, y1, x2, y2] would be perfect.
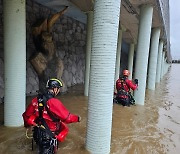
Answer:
[34, 0, 171, 62]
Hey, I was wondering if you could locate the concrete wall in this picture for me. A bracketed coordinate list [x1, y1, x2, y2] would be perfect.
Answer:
[120, 40, 129, 75]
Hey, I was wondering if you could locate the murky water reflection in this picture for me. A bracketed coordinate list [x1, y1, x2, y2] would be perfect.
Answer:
[0, 64, 180, 154]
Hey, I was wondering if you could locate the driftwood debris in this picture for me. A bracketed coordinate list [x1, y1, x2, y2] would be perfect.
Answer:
[30, 6, 68, 92]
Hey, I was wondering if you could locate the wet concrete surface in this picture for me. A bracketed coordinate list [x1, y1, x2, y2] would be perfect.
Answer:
[0, 64, 180, 154]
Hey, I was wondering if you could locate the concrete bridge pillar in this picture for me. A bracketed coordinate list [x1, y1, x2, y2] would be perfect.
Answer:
[128, 43, 135, 80]
[147, 28, 160, 90]
[164, 58, 168, 75]
[86, 0, 121, 153]
[156, 40, 164, 83]
[164, 60, 168, 74]
[3, 0, 26, 126]
[134, 5, 153, 105]
[84, 11, 93, 96]
[114, 29, 123, 82]
[160, 51, 165, 79]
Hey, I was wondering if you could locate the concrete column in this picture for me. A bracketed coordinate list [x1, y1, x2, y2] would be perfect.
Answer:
[156, 40, 163, 83]
[4, 0, 26, 126]
[166, 62, 168, 74]
[164, 60, 167, 74]
[134, 5, 153, 105]
[128, 43, 135, 80]
[86, 0, 121, 153]
[115, 29, 123, 82]
[147, 28, 160, 90]
[164, 57, 167, 75]
[84, 11, 93, 96]
[160, 51, 165, 79]
[166, 61, 169, 73]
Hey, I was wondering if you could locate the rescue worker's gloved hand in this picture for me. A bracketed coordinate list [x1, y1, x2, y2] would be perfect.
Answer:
[134, 79, 138, 85]
[78, 116, 81, 122]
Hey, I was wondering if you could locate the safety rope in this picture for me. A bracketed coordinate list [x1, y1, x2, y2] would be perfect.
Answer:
[25, 128, 33, 139]
[25, 125, 46, 139]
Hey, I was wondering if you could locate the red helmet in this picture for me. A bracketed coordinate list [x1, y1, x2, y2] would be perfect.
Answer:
[123, 69, 130, 76]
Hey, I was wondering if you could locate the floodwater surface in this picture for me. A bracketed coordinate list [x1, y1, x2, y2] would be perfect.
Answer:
[0, 64, 180, 154]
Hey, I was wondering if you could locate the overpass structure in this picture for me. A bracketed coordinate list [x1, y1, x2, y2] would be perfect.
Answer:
[1, 0, 171, 153]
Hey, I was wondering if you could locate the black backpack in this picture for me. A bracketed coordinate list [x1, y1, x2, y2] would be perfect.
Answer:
[32, 93, 59, 154]
[116, 78, 136, 106]
[117, 77, 129, 97]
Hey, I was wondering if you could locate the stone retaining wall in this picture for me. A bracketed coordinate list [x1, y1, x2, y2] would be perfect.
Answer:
[0, 0, 86, 100]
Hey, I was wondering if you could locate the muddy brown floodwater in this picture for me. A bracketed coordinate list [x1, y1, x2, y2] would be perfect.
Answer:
[0, 64, 180, 154]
